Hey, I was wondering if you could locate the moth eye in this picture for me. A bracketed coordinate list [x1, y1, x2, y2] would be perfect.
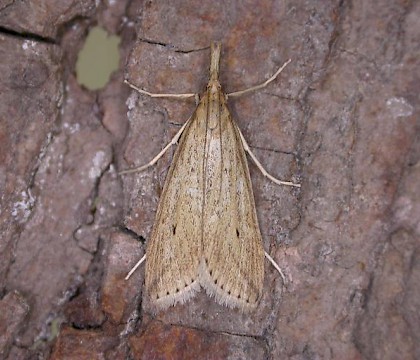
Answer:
[228, 290, 231, 295]
[246, 299, 250, 303]
[191, 278, 194, 283]
[166, 291, 170, 295]
[172, 225, 177, 235]
[237, 294, 241, 299]
[214, 278, 218, 284]
[205, 258, 209, 264]
[236, 229, 240, 237]
[176, 288, 180, 292]
[184, 283, 188, 287]
[209, 269, 213, 276]
[220, 284, 224, 290]
[156, 295, 160, 299]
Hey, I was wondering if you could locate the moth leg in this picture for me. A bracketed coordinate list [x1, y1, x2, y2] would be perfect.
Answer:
[119, 119, 189, 175]
[237, 129, 301, 188]
[124, 80, 200, 104]
[226, 59, 291, 99]
[125, 254, 146, 280]
[264, 251, 286, 283]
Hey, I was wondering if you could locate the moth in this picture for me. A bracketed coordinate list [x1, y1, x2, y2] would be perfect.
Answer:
[122, 42, 300, 311]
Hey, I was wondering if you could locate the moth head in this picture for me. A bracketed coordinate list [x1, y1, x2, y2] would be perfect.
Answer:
[207, 79, 222, 94]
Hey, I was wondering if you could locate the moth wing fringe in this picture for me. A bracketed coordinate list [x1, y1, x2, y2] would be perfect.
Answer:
[198, 260, 257, 312]
[152, 280, 201, 311]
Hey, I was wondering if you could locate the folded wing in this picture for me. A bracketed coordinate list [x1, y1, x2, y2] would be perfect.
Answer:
[200, 98, 265, 311]
[145, 101, 208, 310]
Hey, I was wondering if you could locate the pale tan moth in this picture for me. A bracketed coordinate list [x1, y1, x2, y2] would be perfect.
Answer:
[122, 42, 300, 311]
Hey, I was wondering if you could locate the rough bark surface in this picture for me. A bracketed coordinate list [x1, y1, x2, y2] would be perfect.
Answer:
[0, 0, 418, 359]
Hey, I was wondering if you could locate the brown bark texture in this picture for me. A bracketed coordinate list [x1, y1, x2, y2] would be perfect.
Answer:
[0, 0, 419, 359]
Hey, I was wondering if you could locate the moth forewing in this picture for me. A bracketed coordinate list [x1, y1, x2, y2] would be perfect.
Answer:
[144, 104, 206, 310]
[199, 92, 265, 311]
